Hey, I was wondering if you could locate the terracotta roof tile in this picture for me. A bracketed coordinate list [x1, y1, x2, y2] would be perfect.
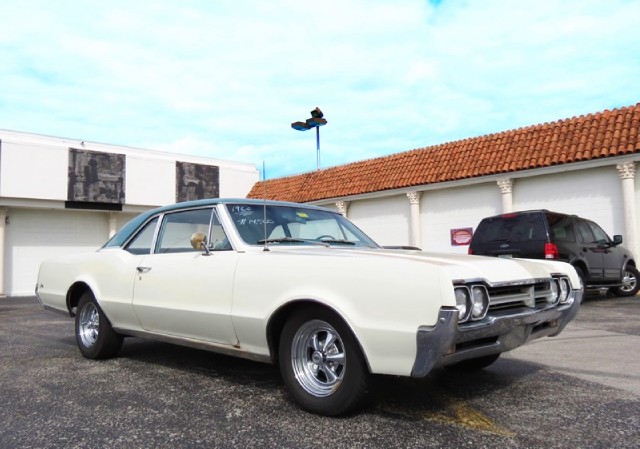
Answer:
[248, 103, 640, 203]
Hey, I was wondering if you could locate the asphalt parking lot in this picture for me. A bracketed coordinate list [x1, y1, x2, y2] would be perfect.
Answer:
[1, 293, 639, 448]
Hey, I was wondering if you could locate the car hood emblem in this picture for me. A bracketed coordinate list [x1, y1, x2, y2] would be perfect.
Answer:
[500, 243, 510, 249]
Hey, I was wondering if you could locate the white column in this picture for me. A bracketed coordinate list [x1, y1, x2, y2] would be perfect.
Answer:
[108, 212, 118, 238]
[0, 208, 7, 297]
[616, 162, 638, 256]
[407, 191, 422, 248]
[497, 179, 514, 213]
[335, 201, 350, 218]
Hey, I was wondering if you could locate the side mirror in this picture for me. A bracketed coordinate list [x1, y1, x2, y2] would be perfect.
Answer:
[613, 235, 623, 246]
[190, 232, 210, 255]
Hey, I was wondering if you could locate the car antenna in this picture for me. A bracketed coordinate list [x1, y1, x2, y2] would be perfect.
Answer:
[262, 161, 270, 252]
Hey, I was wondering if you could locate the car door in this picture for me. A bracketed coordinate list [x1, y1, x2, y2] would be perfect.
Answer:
[586, 220, 622, 281]
[131, 207, 239, 345]
[574, 218, 604, 282]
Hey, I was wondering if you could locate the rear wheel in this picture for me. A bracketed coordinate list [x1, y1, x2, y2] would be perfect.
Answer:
[611, 266, 640, 297]
[75, 291, 123, 359]
[279, 307, 368, 416]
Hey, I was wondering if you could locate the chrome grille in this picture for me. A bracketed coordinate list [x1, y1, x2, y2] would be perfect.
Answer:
[486, 280, 554, 311]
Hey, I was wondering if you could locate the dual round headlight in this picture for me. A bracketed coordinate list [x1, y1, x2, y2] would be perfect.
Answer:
[455, 288, 469, 321]
[548, 276, 573, 305]
[454, 285, 489, 323]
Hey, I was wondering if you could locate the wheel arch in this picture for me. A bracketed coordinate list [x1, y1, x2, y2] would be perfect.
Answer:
[266, 299, 372, 373]
[66, 281, 93, 316]
[571, 259, 588, 277]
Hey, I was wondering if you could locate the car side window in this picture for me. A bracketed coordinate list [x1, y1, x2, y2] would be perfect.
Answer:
[550, 217, 575, 242]
[575, 219, 595, 243]
[156, 208, 213, 254]
[210, 210, 232, 251]
[587, 221, 610, 245]
[125, 217, 159, 255]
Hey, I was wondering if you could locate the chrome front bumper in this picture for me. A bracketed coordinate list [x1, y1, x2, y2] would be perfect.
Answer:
[410, 290, 583, 377]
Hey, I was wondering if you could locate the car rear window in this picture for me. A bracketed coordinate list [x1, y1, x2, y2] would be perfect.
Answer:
[473, 213, 547, 244]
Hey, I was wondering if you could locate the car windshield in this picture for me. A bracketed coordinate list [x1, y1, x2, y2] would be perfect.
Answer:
[226, 203, 379, 248]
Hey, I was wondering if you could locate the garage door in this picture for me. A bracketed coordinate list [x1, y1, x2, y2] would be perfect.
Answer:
[6, 208, 110, 296]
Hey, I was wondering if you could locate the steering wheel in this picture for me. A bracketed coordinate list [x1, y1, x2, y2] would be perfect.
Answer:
[315, 234, 336, 240]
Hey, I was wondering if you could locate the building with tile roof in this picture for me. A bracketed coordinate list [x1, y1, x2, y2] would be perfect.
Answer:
[248, 103, 640, 256]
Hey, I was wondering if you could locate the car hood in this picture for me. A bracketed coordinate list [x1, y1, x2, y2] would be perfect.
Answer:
[279, 247, 576, 286]
[390, 250, 573, 284]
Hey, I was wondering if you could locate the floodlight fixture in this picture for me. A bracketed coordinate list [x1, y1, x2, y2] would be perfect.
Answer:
[291, 121, 312, 131]
[291, 107, 327, 170]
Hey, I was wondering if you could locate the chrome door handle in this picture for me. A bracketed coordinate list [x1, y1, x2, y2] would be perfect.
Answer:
[136, 266, 152, 273]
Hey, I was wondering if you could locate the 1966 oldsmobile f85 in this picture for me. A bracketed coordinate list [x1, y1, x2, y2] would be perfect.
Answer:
[36, 199, 582, 415]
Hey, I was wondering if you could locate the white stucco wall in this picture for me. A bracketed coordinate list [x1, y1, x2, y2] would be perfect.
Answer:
[219, 166, 261, 199]
[6, 208, 109, 296]
[422, 183, 502, 253]
[126, 156, 176, 206]
[347, 195, 409, 246]
[0, 141, 68, 200]
[636, 172, 640, 237]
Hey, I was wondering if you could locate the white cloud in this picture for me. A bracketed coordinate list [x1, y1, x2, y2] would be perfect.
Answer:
[1, 0, 639, 179]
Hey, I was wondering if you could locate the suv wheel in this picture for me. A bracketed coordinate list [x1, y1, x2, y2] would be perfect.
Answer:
[611, 266, 640, 297]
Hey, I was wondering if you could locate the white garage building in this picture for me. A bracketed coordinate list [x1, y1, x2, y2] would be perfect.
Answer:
[0, 130, 259, 296]
[249, 103, 640, 260]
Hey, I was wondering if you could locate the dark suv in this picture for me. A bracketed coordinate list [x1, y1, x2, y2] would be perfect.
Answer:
[469, 210, 639, 297]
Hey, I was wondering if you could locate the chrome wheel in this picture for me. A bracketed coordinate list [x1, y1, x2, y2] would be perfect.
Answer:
[78, 301, 100, 348]
[619, 269, 637, 293]
[280, 308, 368, 415]
[290, 319, 346, 397]
[75, 292, 123, 359]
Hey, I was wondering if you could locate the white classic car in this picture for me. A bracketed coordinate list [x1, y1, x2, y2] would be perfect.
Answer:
[36, 199, 582, 415]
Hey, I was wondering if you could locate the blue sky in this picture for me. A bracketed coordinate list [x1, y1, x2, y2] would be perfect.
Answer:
[1, 1, 639, 179]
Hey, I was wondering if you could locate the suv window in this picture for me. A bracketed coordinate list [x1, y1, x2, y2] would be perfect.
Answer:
[587, 220, 611, 245]
[548, 216, 575, 242]
[472, 213, 547, 244]
[575, 219, 595, 243]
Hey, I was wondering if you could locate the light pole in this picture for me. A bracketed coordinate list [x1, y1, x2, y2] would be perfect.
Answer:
[291, 107, 327, 171]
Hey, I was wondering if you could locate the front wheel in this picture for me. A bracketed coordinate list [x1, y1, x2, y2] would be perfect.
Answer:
[611, 266, 640, 297]
[279, 308, 368, 416]
[75, 291, 123, 359]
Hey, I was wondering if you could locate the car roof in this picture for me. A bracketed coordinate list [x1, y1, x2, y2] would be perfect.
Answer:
[104, 198, 335, 248]
[150, 198, 332, 214]
[481, 209, 575, 220]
